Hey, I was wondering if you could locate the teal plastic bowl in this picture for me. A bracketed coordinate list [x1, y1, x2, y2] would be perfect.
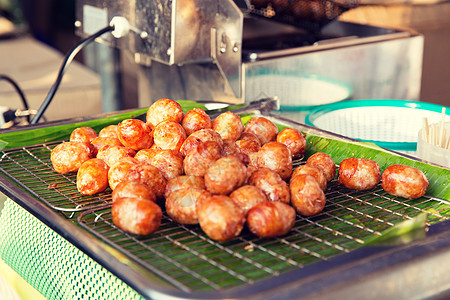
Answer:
[305, 100, 450, 152]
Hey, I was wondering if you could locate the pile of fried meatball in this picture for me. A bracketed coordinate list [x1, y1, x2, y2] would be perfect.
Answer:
[50, 99, 429, 242]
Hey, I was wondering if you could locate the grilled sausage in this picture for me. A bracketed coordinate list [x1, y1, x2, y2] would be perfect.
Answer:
[381, 165, 429, 199]
[70, 126, 97, 143]
[146, 98, 184, 129]
[51, 141, 96, 174]
[76, 158, 109, 195]
[196, 194, 245, 242]
[244, 116, 278, 145]
[248, 168, 290, 204]
[306, 152, 336, 182]
[165, 187, 211, 225]
[184, 141, 222, 177]
[229, 185, 267, 215]
[247, 201, 296, 238]
[112, 197, 162, 235]
[152, 121, 187, 152]
[108, 157, 140, 190]
[97, 144, 136, 167]
[180, 129, 223, 157]
[256, 141, 292, 181]
[164, 175, 206, 198]
[276, 127, 306, 159]
[181, 107, 212, 136]
[125, 163, 167, 199]
[290, 174, 326, 216]
[338, 157, 381, 190]
[112, 180, 157, 203]
[117, 119, 153, 151]
[212, 111, 244, 141]
[291, 164, 327, 191]
[204, 155, 247, 195]
[98, 125, 119, 139]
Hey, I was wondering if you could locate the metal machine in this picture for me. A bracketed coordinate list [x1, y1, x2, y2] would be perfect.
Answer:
[75, 0, 423, 108]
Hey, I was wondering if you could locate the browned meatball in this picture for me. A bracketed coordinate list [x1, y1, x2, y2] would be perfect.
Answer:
[117, 119, 153, 151]
[196, 194, 245, 241]
[229, 185, 267, 215]
[76, 158, 109, 195]
[204, 155, 247, 195]
[126, 163, 167, 199]
[222, 139, 240, 156]
[290, 174, 326, 216]
[180, 129, 223, 157]
[112, 180, 156, 203]
[244, 116, 278, 145]
[256, 142, 292, 181]
[70, 127, 97, 143]
[112, 197, 162, 235]
[164, 175, 206, 198]
[338, 158, 381, 191]
[181, 107, 212, 136]
[183, 141, 222, 177]
[165, 187, 210, 225]
[306, 152, 336, 182]
[147, 149, 184, 180]
[276, 127, 306, 159]
[236, 139, 261, 156]
[247, 201, 296, 238]
[97, 144, 136, 167]
[51, 142, 96, 174]
[134, 148, 158, 165]
[108, 157, 140, 190]
[291, 164, 327, 191]
[146, 98, 184, 129]
[239, 132, 261, 145]
[98, 125, 119, 139]
[248, 168, 290, 204]
[212, 111, 244, 141]
[90, 136, 123, 152]
[152, 121, 187, 152]
[381, 165, 429, 199]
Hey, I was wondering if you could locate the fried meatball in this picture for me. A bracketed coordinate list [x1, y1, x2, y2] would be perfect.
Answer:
[212, 111, 244, 141]
[204, 155, 247, 195]
[256, 142, 292, 181]
[117, 119, 153, 151]
[134, 148, 158, 165]
[290, 174, 326, 216]
[276, 127, 306, 159]
[147, 149, 184, 180]
[98, 125, 119, 139]
[112, 197, 162, 235]
[180, 129, 223, 157]
[381, 165, 429, 199]
[236, 139, 261, 156]
[166, 187, 210, 225]
[229, 185, 267, 215]
[306, 152, 336, 182]
[51, 142, 96, 174]
[196, 194, 245, 242]
[126, 163, 167, 199]
[291, 164, 327, 191]
[338, 158, 381, 191]
[97, 144, 136, 167]
[70, 126, 97, 143]
[90, 136, 123, 152]
[239, 132, 261, 145]
[248, 168, 290, 204]
[222, 139, 240, 156]
[152, 121, 187, 152]
[181, 107, 212, 136]
[184, 141, 222, 177]
[112, 180, 156, 203]
[247, 201, 296, 238]
[76, 158, 109, 195]
[146, 98, 184, 129]
[164, 175, 206, 198]
[244, 116, 278, 145]
[108, 157, 140, 190]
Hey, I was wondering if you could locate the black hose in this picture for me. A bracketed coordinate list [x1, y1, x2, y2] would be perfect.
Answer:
[0, 74, 30, 122]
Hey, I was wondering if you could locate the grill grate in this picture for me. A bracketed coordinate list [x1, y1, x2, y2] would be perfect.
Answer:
[78, 179, 450, 292]
[0, 141, 112, 216]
